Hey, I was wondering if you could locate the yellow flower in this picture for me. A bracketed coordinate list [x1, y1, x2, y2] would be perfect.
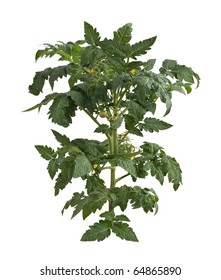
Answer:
[87, 68, 94, 75]
[130, 156, 135, 160]
[130, 69, 136, 75]
[93, 164, 98, 169]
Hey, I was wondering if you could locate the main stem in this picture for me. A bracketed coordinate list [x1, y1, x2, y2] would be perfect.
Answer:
[109, 127, 118, 212]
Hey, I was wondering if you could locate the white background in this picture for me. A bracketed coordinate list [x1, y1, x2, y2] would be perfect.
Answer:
[1, 0, 221, 279]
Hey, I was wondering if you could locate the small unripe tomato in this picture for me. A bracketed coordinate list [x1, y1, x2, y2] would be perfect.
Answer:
[99, 111, 107, 118]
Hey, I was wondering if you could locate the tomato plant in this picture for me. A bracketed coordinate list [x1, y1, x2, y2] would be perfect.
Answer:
[25, 22, 200, 241]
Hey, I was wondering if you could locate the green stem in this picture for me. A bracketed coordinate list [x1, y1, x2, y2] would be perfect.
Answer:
[108, 127, 118, 212]
[83, 108, 101, 127]
[116, 173, 130, 183]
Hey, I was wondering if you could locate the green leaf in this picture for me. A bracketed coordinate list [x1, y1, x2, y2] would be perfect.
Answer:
[162, 59, 177, 70]
[112, 222, 138, 242]
[127, 101, 146, 122]
[73, 154, 93, 178]
[111, 185, 130, 211]
[51, 130, 71, 146]
[177, 65, 194, 84]
[143, 59, 156, 71]
[113, 23, 132, 44]
[48, 94, 72, 127]
[130, 187, 159, 214]
[84, 21, 100, 46]
[35, 145, 55, 160]
[82, 191, 109, 220]
[61, 192, 85, 215]
[164, 95, 172, 116]
[130, 36, 157, 58]
[72, 138, 108, 160]
[115, 214, 130, 222]
[184, 83, 192, 94]
[162, 156, 182, 190]
[142, 117, 173, 132]
[100, 211, 115, 221]
[54, 172, 69, 196]
[47, 159, 59, 179]
[109, 157, 137, 178]
[171, 84, 186, 94]
[23, 93, 58, 112]
[86, 175, 106, 194]
[111, 116, 123, 129]
[48, 65, 70, 90]
[99, 39, 127, 58]
[28, 68, 52, 96]
[81, 220, 111, 241]
[94, 124, 110, 134]
[80, 45, 97, 66]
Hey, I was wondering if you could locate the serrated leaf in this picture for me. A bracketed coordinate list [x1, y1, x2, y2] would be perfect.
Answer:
[143, 59, 156, 71]
[94, 124, 110, 134]
[111, 185, 130, 211]
[84, 22, 100, 46]
[54, 172, 69, 196]
[130, 187, 159, 214]
[86, 175, 106, 194]
[51, 130, 71, 146]
[47, 159, 59, 179]
[109, 157, 137, 178]
[113, 23, 132, 44]
[35, 145, 55, 160]
[100, 211, 115, 221]
[130, 36, 157, 58]
[48, 95, 72, 127]
[81, 45, 97, 65]
[112, 222, 138, 242]
[127, 100, 146, 122]
[73, 154, 93, 178]
[61, 192, 85, 215]
[142, 117, 172, 133]
[99, 39, 127, 58]
[162, 59, 177, 70]
[115, 214, 130, 222]
[72, 138, 108, 160]
[162, 156, 182, 190]
[48, 65, 69, 90]
[82, 191, 109, 220]
[81, 220, 111, 241]
[28, 68, 52, 96]
[177, 65, 194, 84]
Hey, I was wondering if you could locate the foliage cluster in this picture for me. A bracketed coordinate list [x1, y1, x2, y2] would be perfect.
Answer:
[26, 22, 199, 241]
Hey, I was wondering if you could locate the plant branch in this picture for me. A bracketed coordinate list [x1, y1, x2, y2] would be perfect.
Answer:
[116, 173, 130, 183]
